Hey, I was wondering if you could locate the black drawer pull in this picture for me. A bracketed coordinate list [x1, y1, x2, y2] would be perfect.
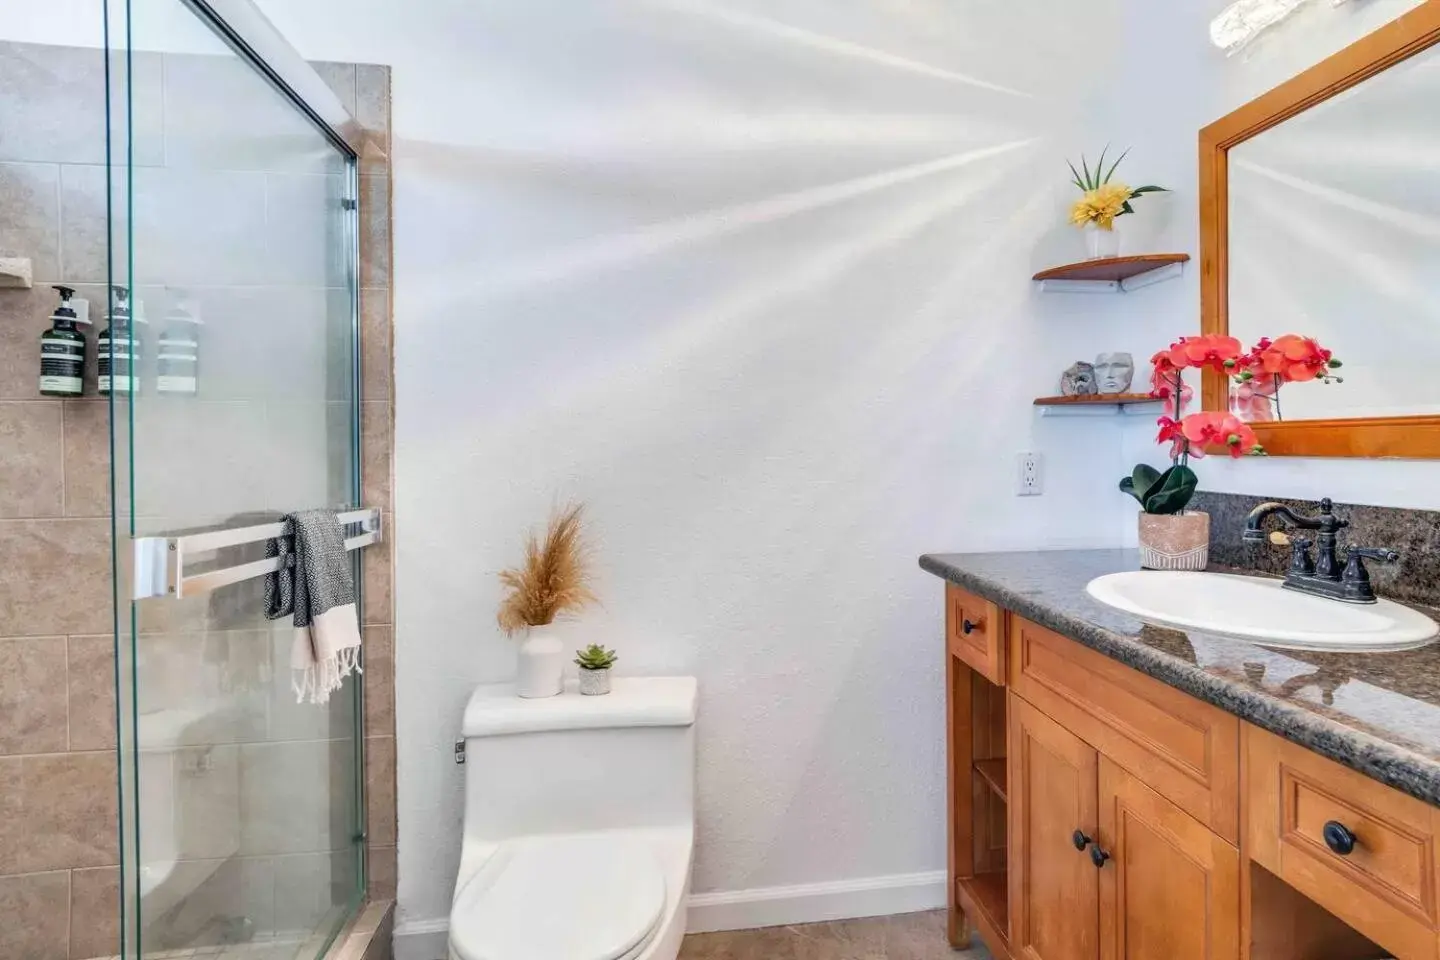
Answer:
[962, 619, 980, 635]
[1072, 829, 1091, 851]
[1090, 845, 1111, 868]
[1323, 820, 1356, 856]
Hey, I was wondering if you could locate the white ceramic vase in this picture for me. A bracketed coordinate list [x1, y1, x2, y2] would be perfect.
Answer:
[578, 668, 612, 696]
[516, 628, 565, 699]
[1084, 223, 1121, 260]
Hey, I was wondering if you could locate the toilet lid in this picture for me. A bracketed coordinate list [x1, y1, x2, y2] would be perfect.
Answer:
[450, 835, 667, 960]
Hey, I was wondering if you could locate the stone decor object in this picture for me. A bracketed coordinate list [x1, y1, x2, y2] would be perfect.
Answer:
[1094, 352, 1135, 394]
[1060, 361, 1098, 397]
[1138, 511, 1211, 570]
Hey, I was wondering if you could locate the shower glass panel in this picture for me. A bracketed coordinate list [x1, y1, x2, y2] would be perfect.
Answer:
[106, 2, 364, 957]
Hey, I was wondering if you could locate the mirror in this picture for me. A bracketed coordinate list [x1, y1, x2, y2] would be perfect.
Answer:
[1200, 2, 1440, 457]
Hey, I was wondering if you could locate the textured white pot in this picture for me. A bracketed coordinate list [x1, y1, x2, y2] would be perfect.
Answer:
[516, 628, 565, 698]
[578, 667, 612, 696]
[1084, 223, 1121, 259]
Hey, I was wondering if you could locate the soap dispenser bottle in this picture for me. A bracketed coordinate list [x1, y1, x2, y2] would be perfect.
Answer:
[97, 285, 139, 396]
[156, 291, 201, 396]
[39, 285, 87, 397]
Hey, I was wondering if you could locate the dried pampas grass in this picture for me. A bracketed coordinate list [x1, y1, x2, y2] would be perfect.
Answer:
[497, 502, 598, 635]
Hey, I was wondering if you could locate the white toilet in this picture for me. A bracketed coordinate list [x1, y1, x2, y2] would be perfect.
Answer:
[448, 676, 697, 960]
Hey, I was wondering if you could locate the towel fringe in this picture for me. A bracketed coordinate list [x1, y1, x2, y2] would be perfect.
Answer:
[292, 643, 363, 705]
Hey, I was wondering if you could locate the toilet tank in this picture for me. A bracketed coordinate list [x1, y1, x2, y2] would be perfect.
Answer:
[460, 676, 697, 844]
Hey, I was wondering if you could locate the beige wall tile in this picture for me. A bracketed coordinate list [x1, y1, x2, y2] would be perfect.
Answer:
[0, 161, 60, 281]
[367, 844, 396, 900]
[0, 42, 163, 167]
[359, 175, 390, 290]
[60, 401, 109, 519]
[361, 529, 392, 626]
[311, 61, 357, 117]
[69, 866, 118, 960]
[364, 634, 394, 741]
[0, 870, 69, 960]
[0, 520, 112, 637]
[0, 287, 52, 399]
[365, 735, 395, 847]
[66, 635, 116, 752]
[360, 290, 391, 402]
[174, 744, 241, 860]
[0, 402, 64, 518]
[361, 402, 391, 512]
[238, 739, 347, 856]
[355, 66, 390, 139]
[0, 752, 119, 872]
[0, 636, 67, 755]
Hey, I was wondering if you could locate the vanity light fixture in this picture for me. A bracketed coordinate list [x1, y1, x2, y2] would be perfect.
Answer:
[1210, 0, 1355, 54]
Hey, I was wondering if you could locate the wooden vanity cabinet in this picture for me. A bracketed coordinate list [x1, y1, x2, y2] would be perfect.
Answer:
[1007, 684, 1239, 960]
[943, 591, 1438, 960]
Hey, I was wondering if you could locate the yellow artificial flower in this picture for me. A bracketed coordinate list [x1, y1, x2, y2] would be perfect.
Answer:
[1070, 181, 1132, 230]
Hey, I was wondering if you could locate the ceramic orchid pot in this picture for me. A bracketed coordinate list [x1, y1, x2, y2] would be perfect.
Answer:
[516, 628, 565, 698]
[1084, 222, 1121, 259]
[1138, 511, 1210, 571]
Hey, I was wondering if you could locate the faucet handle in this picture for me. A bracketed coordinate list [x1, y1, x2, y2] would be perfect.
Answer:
[1289, 537, 1316, 577]
[1340, 547, 1400, 603]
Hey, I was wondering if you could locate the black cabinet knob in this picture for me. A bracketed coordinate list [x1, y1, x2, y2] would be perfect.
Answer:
[1323, 820, 1356, 856]
[1090, 845, 1111, 868]
[1072, 829, 1091, 851]
[962, 619, 979, 635]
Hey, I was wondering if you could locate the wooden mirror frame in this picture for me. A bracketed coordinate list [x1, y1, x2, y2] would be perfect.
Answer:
[1199, 0, 1440, 458]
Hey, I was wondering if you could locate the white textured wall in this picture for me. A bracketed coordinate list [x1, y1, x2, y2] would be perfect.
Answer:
[1109, 0, 1440, 523]
[256, 0, 1202, 930]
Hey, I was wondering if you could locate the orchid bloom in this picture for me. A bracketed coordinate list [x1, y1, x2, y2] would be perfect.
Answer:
[1255, 334, 1339, 383]
[1179, 412, 1262, 459]
[1165, 334, 1244, 373]
[1149, 352, 1194, 418]
[1230, 375, 1277, 423]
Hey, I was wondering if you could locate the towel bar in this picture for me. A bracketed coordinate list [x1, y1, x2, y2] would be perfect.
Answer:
[131, 508, 382, 599]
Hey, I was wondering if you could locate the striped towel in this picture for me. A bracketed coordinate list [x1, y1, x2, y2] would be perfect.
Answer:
[264, 509, 363, 704]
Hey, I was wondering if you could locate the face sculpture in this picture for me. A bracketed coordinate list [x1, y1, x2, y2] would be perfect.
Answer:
[1094, 352, 1135, 394]
[1060, 361, 1098, 397]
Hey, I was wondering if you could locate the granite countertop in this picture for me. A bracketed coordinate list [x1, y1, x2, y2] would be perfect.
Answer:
[919, 549, 1440, 807]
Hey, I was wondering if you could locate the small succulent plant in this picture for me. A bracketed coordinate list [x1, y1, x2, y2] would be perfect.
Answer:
[574, 643, 618, 671]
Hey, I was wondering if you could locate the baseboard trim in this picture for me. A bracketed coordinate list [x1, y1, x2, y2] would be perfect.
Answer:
[393, 917, 450, 960]
[685, 870, 948, 933]
[393, 870, 948, 959]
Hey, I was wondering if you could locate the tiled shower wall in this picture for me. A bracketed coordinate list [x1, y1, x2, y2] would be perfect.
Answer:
[0, 41, 395, 959]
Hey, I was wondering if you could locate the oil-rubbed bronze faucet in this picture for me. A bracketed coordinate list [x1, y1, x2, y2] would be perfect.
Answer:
[1242, 498, 1399, 604]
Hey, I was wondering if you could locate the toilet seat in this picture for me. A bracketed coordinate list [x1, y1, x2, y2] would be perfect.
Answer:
[450, 834, 667, 960]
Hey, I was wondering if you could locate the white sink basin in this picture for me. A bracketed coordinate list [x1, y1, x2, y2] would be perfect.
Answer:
[1086, 571, 1439, 652]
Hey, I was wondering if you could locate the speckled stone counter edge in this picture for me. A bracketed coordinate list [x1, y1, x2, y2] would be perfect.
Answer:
[919, 554, 1440, 807]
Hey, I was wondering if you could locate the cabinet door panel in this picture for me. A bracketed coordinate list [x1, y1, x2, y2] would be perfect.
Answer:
[1010, 694, 1100, 960]
[1098, 757, 1239, 960]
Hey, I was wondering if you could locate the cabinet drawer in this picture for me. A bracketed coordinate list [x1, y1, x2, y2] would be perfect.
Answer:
[1247, 725, 1440, 960]
[1008, 616, 1239, 843]
[945, 584, 1004, 686]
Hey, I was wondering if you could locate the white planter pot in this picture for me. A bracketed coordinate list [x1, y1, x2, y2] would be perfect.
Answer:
[1084, 223, 1121, 260]
[578, 668, 612, 696]
[516, 628, 565, 699]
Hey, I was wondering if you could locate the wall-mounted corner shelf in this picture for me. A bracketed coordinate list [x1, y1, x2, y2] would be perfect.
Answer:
[1033, 254, 1190, 294]
[0, 258, 33, 289]
[1034, 393, 1165, 418]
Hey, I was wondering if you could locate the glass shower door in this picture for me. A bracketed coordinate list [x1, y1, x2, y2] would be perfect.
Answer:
[106, 2, 364, 957]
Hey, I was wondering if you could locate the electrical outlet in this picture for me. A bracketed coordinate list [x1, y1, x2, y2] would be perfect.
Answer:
[1017, 452, 1043, 496]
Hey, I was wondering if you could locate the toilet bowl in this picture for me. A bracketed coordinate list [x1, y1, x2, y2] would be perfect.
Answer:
[448, 677, 697, 960]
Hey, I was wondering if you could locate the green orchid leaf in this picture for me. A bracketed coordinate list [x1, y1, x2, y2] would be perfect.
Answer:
[1130, 185, 1169, 195]
[1103, 146, 1130, 185]
[1130, 463, 1162, 501]
[1142, 464, 1198, 515]
[1081, 153, 1094, 190]
[1067, 159, 1085, 191]
[1094, 146, 1109, 186]
[1119, 476, 1143, 504]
